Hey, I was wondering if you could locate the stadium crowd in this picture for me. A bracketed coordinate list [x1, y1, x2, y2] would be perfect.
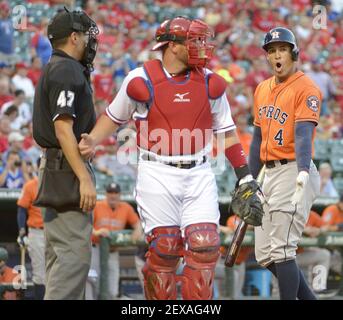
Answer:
[0, 0, 342, 300]
[0, 0, 342, 185]
[0, 0, 342, 188]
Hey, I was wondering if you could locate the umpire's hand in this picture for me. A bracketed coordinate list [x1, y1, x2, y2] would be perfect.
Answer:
[80, 176, 97, 212]
[79, 133, 96, 160]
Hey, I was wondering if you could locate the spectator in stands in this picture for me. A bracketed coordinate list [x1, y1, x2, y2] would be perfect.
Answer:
[0, 247, 20, 300]
[2, 131, 29, 162]
[93, 60, 115, 104]
[11, 63, 35, 100]
[0, 150, 30, 188]
[3, 105, 20, 131]
[316, 116, 336, 140]
[26, 139, 42, 169]
[319, 162, 339, 198]
[297, 211, 331, 294]
[0, 1, 14, 64]
[0, 115, 10, 152]
[1, 89, 32, 129]
[94, 136, 136, 179]
[0, 61, 13, 77]
[87, 183, 143, 300]
[27, 56, 42, 87]
[0, 74, 13, 109]
[306, 59, 337, 116]
[330, 105, 343, 139]
[30, 18, 52, 66]
[322, 194, 343, 231]
[110, 44, 131, 90]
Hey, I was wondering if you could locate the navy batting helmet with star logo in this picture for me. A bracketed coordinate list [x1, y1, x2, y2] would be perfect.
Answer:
[263, 27, 299, 61]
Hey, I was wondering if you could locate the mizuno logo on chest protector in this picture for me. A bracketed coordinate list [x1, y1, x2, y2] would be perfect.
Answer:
[173, 92, 190, 103]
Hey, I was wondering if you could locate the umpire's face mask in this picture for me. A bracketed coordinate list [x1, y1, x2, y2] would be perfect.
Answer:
[77, 12, 99, 72]
[81, 31, 98, 71]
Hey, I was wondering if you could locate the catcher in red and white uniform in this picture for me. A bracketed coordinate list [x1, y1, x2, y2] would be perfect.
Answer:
[79, 17, 263, 300]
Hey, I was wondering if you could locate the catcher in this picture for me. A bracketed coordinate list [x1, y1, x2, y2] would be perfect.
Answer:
[79, 16, 263, 300]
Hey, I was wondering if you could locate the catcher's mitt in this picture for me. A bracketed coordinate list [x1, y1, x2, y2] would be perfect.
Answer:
[231, 179, 264, 226]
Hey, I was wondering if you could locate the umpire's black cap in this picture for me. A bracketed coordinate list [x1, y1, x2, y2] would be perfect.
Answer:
[47, 7, 92, 41]
[105, 183, 121, 194]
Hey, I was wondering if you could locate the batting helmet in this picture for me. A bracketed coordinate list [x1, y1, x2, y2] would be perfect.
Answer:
[0, 247, 9, 263]
[152, 16, 214, 68]
[262, 27, 299, 61]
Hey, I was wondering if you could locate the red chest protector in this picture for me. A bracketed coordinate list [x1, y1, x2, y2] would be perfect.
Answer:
[127, 59, 226, 155]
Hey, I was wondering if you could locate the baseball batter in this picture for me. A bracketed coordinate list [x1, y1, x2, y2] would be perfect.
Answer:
[79, 17, 263, 300]
[249, 27, 322, 300]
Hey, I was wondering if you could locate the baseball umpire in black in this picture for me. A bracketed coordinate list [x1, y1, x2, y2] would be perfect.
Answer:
[32, 7, 99, 299]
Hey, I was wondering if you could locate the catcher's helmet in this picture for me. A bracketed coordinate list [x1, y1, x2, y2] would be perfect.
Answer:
[152, 16, 214, 68]
[0, 247, 9, 263]
[262, 27, 299, 61]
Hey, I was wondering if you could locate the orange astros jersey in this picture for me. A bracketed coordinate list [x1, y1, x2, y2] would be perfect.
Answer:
[17, 177, 44, 229]
[253, 71, 322, 162]
[322, 204, 343, 226]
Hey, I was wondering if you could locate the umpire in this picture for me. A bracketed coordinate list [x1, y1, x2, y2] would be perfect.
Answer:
[32, 8, 99, 300]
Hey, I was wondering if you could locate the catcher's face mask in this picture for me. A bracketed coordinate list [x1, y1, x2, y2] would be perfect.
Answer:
[152, 17, 214, 68]
[185, 20, 214, 68]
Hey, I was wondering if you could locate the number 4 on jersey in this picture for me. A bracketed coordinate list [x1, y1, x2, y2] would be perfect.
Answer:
[57, 90, 75, 108]
[274, 129, 284, 146]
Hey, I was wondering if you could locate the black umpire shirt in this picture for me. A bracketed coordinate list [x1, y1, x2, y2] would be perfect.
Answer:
[32, 49, 96, 148]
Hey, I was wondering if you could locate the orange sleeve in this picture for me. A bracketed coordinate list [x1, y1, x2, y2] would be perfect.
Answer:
[92, 202, 102, 229]
[16, 182, 32, 209]
[322, 206, 337, 225]
[226, 215, 240, 229]
[295, 86, 321, 125]
[253, 84, 262, 127]
[1, 268, 20, 300]
[307, 211, 324, 227]
[3, 267, 17, 282]
[126, 204, 140, 227]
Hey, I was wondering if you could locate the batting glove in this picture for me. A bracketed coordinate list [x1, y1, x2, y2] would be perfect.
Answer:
[17, 235, 28, 247]
[291, 171, 309, 206]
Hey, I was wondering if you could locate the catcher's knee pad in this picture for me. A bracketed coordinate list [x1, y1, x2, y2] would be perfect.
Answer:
[181, 223, 220, 300]
[143, 226, 182, 300]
